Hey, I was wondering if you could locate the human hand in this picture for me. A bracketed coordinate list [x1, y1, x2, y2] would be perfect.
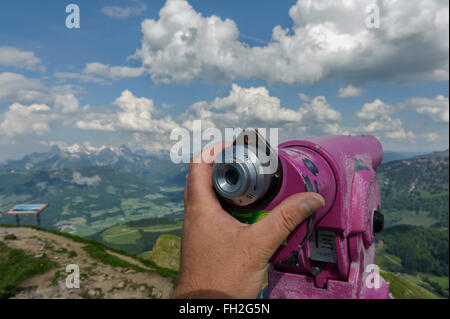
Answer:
[172, 142, 325, 299]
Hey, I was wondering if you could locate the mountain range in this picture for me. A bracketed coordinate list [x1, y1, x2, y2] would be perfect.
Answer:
[1, 145, 429, 171]
[377, 149, 449, 227]
[0, 144, 185, 181]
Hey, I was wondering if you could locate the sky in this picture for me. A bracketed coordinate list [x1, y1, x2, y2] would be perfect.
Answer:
[0, 0, 448, 162]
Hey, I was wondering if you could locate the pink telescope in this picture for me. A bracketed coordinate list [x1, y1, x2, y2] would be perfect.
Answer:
[212, 130, 390, 299]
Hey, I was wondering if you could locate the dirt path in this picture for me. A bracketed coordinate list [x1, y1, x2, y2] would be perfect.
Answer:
[106, 250, 156, 271]
[0, 227, 174, 299]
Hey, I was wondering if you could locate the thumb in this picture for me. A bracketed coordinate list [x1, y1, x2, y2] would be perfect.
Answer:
[250, 192, 325, 255]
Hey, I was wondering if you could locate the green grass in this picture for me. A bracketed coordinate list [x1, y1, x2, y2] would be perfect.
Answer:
[0, 224, 178, 285]
[0, 241, 58, 299]
[101, 222, 182, 245]
[376, 247, 403, 272]
[377, 248, 449, 298]
[102, 226, 142, 245]
[381, 270, 440, 299]
[67, 250, 77, 258]
[384, 210, 438, 228]
[146, 234, 180, 271]
[82, 245, 147, 272]
[138, 251, 151, 259]
[416, 274, 449, 298]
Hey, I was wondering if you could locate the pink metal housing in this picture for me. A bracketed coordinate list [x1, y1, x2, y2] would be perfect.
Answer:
[255, 135, 389, 299]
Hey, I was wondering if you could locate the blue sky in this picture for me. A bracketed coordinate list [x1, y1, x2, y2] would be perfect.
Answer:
[0, 0, 448, 161]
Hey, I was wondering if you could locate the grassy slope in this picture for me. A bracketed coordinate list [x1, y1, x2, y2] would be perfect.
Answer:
[381, 271, 440, 299]
[89, 217, 182, 255]
[101, 222, 182, 245]
[0, 241, 58, 298]
[377, 225, 449, 277]
[2, 225, 443, 299]
[144, 234, 180, 271]
[0, 225, 178, 286]
[377, 246, 449, 298]
[377, 153, 449, 227]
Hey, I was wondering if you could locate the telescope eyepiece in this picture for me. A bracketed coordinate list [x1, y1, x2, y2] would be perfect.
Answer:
[213, 162, 249, 199]
[212, 145, 273, 207]
[224, 167, 239, 185]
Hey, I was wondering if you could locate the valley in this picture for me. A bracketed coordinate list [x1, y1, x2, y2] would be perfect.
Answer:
[0, 144, 187, 236]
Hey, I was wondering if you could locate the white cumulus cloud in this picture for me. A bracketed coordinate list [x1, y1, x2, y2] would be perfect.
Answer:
[179, 84, 344, 140]
[84, 62, 145, 79]
[0, 72, 85, 142]
[133, 0, 449, 85]
[356, 98, 394, 120]
[75, 90, 178, 133]
[0, 103, 52, 138]
[355, 99, 415, 140]
[0, 46, 46, 71]
[0, 72, 45, 104]
[54, 93, 80, 114]
[402, 95, 449, 124]
[337, 85, 364, 98]
[426, 132, 439, 141]
[55, 63, 145, 84]
[101, 0, 147, 19]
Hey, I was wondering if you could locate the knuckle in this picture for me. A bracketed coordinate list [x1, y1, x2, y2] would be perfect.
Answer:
[188, 164, 200, 182]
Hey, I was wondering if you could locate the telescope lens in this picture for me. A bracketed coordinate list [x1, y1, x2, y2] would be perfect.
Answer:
[214, 163, 247, 198]
[225, 167, 239, 185]
[212, 145, 275, 206]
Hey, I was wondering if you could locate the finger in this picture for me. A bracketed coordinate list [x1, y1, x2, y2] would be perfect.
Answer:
[189, 141, 233, 173]
[249, 192, 325, 254]
[183, 173, 189, 204]
[187, 141, 232, 202]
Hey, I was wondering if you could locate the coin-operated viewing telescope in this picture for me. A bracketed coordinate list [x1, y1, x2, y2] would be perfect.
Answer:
[212, 129, 389, 299]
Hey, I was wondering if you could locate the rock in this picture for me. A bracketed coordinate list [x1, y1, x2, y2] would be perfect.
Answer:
[124, 269, 136, 274]
[117, 281, 126, 289]
[34, 254, 44, 258]
[4, 233, 17, 240]
[88, 289, 98, 298]
[139, 285, 146, 292]
[152, 288, 162, 298]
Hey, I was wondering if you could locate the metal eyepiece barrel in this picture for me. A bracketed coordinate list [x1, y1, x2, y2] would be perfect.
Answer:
[212, 145, 273, 207]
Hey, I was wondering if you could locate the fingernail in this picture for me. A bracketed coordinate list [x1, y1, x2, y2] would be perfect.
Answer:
[303, 196, 325, 214]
